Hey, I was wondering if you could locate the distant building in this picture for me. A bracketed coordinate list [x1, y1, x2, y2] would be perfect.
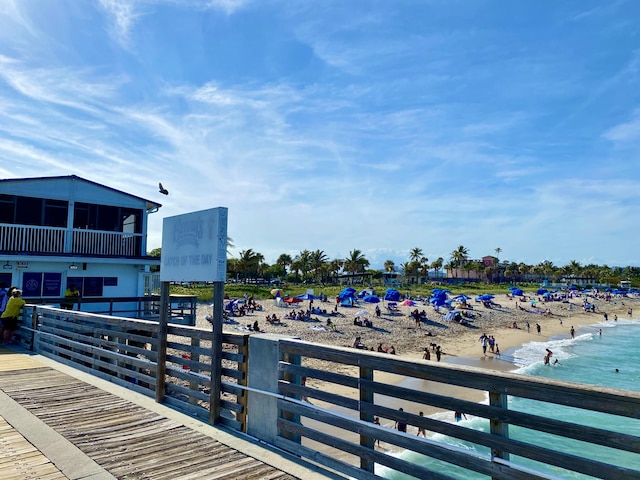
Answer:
[0, 175, 161, 309]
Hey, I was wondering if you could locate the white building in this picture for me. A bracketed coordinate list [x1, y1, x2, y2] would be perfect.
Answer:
[0, 175, 161, 309]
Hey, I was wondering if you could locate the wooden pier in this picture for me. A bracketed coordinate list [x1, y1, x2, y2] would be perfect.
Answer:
[0, 348, 327, 480]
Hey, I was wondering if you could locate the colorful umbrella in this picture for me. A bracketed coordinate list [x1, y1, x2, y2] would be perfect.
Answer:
[401, 300, 416, 306]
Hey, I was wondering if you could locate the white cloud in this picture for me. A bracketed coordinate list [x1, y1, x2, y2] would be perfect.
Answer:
[603, 110, 640, 143]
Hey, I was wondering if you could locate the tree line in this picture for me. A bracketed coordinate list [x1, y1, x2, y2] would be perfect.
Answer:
[150, 245, 639, 286]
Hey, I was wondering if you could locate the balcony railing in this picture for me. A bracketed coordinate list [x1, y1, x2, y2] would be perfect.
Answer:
[0, 223, 143, 257]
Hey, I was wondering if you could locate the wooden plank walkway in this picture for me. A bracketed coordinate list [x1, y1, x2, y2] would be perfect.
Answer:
[0, 350, 300, 480]
[0, 416, 68, 480]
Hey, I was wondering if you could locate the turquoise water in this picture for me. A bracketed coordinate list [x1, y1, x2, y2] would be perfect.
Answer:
[379, 317, 640, 479]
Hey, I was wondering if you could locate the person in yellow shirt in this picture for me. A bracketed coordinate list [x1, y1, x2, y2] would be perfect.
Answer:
[61, 284, 80, 310]
[1, 288, 26, 344]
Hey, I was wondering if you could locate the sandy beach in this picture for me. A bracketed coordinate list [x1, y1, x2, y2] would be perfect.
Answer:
[195, 290, 638, 370]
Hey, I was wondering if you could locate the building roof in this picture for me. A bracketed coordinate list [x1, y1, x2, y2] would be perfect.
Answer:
[0, 175, 162, 212]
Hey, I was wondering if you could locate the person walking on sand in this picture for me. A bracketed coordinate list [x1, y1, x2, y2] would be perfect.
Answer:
[395, 408, 407, 433]
[570, 326, 575, 339]
[536, 323, 541, 335]
[525, 321, 530, 333]
[423, 347, 431, 360]
[417, 411, 426, 437]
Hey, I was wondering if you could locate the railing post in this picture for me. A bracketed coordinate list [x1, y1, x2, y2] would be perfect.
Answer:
[155, 281, 169, 403]
[209, 281, 224, 424]
[30, 305, 38, 351]
[359, 365, 375, 473]
[489, 390, 510, 467]
[236, 336, 249, 432]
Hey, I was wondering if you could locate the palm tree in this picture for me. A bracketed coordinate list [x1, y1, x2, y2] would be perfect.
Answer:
[328, 259, 344, 284]
[384, 260, 395, 272]
[494, 247, 502, 262]
[409, 247, 423, 263]
[344, 249, 369, 276]
[431, 257, 444, 279]
[310, 249, 329, 283]
[294, 250, 312, 282]
[451, 245, 469, 267]
[237, 249, 264, 280]
[276, 254, 293, 276]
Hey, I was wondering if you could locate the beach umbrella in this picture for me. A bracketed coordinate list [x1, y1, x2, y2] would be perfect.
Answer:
[363, 295, 380, 303]
[452, 294, 471, 302]
[283, 297, 303, 304]
[355, 310, 368, 317]
[384, 289, 401, 301]
[511, 288, 524, 297]
[401, 300, 416, 306]
[270, 288, 283, 297]
[477, 294, 494, 301]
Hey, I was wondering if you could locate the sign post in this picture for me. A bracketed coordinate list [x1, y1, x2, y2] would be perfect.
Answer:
[160, 207, 228, 423]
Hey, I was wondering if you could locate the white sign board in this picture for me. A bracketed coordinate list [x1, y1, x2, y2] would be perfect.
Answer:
[160, 207, 228, 282]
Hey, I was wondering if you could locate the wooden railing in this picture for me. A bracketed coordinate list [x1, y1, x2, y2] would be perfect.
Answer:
[276, 339, 640, 480]
[0, 223, 144, 257]
[18, 306, 249, 431]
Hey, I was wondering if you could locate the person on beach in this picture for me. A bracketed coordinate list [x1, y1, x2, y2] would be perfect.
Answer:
[603, 313, 608, 321]
[525, 322, 530, 333]
[536, 323, 541, 335]
[454, 411, 467, 422]
[395, 408, 407, 433]
[544, 348, 553, 365]
[494, 343, 500, 356]
[373, 417, 381, 446]
[570, 326, 575, 339]
[435, 345, 442, 362]
[423, 347, 431, 360]
[417, 411, 426, 437]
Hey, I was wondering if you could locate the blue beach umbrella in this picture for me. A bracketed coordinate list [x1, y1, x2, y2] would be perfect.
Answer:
[363, 295, 380, 303]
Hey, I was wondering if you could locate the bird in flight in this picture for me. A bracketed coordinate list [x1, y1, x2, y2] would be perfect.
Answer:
[158, 183, 169, 195]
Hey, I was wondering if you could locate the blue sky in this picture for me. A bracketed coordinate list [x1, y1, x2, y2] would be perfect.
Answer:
[1, 0, 639, 269]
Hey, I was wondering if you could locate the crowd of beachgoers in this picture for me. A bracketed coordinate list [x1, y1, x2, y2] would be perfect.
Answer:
[195, 288, 639, 367]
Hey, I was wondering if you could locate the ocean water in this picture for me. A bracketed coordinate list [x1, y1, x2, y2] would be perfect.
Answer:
[379, 317, 640, 479]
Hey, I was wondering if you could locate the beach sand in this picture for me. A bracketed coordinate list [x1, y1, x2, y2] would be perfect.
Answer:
[196, 291, 636, 370]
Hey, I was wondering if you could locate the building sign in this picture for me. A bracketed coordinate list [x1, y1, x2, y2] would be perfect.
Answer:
[16, 262, 29, 269]
[43, 272, 62, 297]
[160, 207, 228, 282]
[22, 272, 42, 296]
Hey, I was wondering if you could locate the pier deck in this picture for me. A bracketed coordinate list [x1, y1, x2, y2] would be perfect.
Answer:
[0, 348, 329, 480]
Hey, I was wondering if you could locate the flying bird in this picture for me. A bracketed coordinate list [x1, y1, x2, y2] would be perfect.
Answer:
[158, 182, 169, 195]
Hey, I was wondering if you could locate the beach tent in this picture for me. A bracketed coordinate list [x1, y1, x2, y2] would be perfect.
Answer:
[384, 289, 401, 301]
[451, 294, 471, 302]
[363, 295, 380, 303]
[510, 288, 524, 297]
[536, 288, 548, 295]
[443, 310, 461, 322]
[295, 293, 315, 300]
[341, 296, 355, 307]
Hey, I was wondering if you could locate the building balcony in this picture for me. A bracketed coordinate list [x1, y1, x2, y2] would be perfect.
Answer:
[0, 223, 144, 258]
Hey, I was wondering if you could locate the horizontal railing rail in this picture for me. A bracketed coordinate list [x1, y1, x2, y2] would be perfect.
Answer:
[0, 223, 144, 256]
[277, 339, 640, 480]
[18, 306, 250, 432]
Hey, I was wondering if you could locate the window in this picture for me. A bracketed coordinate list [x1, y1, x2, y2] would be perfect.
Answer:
[74, 202, 142, 233]
[0, 194, 69, 227]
